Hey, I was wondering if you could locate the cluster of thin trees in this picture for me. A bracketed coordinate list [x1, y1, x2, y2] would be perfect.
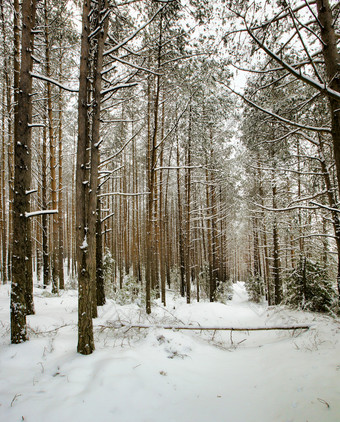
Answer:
[0, 0, 339, 354]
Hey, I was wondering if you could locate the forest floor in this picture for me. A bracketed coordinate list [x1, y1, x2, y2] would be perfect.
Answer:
[0, 281, 340, 422]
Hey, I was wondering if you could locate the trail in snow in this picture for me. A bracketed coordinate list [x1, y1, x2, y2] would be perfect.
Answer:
[0, 282, 339, 422]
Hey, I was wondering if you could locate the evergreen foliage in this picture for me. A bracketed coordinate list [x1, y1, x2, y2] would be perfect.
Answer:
[245, 275, 265, 303]
[284, 257, 336, 313]
[103, 248, 115, 289]
[215, 280, 234, 303]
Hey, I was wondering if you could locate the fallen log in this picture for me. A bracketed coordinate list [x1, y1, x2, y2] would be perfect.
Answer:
[105, 322, 311, 331]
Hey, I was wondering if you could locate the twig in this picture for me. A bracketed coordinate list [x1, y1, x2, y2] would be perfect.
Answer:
[11, 394, 22, 407]
[317, 398, 330, 408]
[28, 323, 74, 335]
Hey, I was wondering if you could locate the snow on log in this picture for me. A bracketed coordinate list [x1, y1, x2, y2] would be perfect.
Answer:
[104, 322, 311, 331]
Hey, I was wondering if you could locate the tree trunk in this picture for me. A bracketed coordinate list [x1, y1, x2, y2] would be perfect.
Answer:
[316, 0, 340, 301]
[272, 215, 281, 305]
[76, 0, 94, 355]
[96, 197, 105, 306]
[318, 136, 340, 300]
[158, 144, 166, 306]
[88, 0, 108, 318]
[58, 56, 65, 289]
[42, 120, 49, 288]
[11, 0, 37, 343]
[184, 105, 192, 304]
[44, 0, 59, 294]
[176, 134, 185, 297]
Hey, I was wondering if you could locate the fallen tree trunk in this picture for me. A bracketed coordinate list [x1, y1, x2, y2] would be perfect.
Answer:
[104, 322, 311, 331]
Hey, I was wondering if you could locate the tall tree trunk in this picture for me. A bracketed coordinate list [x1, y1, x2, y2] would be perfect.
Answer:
[316, 0, 340, 301]
[44, 0, 59, 294]
[184, 105, 192, 303]
[257, 158, 271, 304]
[158, 144, 166, 305]
[58, 56, 65, 288]
[176, 135, 185, 297]
[88, 0, 108, 317]
[145, 74, 153, 314]
[96, 197, 105, 305]
[272, 177, 281, 305]
[76, 0, 94, 355]
[42, 120, 49, 288]
[296, 140, 304, 254]
[0, 87, 6, 284]
[1, 0, 12, 284]
[318, 135, 340, 299]
[11, 0, 37, 343]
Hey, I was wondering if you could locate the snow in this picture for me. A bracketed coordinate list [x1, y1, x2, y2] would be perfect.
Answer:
[0, 282, 340, 422]
[80, 237, 88, 250]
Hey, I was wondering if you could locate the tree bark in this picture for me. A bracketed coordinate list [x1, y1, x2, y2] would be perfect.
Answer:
[42, 120, 49, 288]
[76, 0, 95, 355]
[184, 105, 192, 304]
[11, 0, 37, 343]
[88, 0, 108, 317]
[316, 0, 340, 300]
[176, 134, 185, 297]
[44, 0, 59, 294]
[58, 52, 65, 289]
[96, 197, 105, 306]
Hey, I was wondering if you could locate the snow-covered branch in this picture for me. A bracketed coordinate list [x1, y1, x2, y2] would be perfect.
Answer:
[219, 82, 331, 133]
[310, 201, 340, 213]
[25, 189, 38, 195]
[155, 97, 192, 149]
[288, 190, 328, 206]
[103, 5, 166, 57]
[104, 55, 162, 76]
[293, 234, 337, 241]
[99, 127, 142, 167]
[30, 72, 78, 93]
[98, 166, 124, 190]
[101, 82, 138, 96]
[25, 209, 58, 218]
[254, 203, 318, 212]
[248, 164, 325, 176]
[244, 24, 340, 103]
[28, 123, 45, 128]
[154, 165, 203, 171]
[101, 212, 115, 224]
[98, 192, 150, 197]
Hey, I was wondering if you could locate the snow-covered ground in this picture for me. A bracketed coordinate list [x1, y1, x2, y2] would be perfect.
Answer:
[0, 282, 339, 422]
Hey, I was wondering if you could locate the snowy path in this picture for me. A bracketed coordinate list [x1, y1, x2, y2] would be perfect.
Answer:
[0, 282, 340, 422]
